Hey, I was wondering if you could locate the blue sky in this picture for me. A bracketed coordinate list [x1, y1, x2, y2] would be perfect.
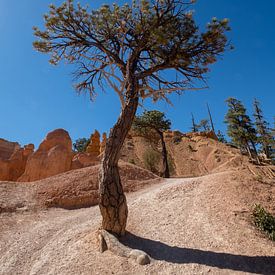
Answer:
[0, 0, 274, 147]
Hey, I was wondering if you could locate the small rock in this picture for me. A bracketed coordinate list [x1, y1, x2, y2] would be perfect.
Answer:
[129, 249, 150, 265]
[136, 254, 150, 265]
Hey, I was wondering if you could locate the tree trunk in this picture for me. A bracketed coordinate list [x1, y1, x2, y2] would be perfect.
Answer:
[159, 131, 170, 178]
[264, 144, 271, 159]
[246, 144, 253, 160]
[99, 85, 139, 236]
[251, 141, 261, 165]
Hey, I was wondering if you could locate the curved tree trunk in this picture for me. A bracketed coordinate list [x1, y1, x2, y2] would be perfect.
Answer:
[99, 84, 139, 236]
[159, 131, 170, 178]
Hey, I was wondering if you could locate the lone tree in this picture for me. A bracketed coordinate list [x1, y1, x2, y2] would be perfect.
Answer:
[253, 99, 274, 159]
[34, 0, 230, 235]
[133, 110, 171, 178]
[225, 97, 259, 163]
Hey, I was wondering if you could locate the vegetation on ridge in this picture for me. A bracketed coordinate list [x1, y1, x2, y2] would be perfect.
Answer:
[133, 110, 171, 178]
[253, 204, 275, 241]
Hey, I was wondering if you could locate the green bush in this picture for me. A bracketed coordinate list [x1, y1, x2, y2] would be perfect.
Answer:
[143, 149, 161, 174]
[73, 138, 90, 152]
[252, 204, 275, 241]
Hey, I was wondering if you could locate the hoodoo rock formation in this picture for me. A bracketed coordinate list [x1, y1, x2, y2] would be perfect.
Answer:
[0, 128, 254, 182]
[0, 139, 34, 181]
[18, 129, 72, 182]
[86, 130, 101, 157]
[0, 139, 20, 160]
[0, 129, 110, 182]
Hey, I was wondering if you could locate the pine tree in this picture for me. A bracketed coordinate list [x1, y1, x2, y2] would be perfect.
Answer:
[133, 110, 171, 178]
[253, 99, 274, 159]
[73, 138, 90, 152]
[217, 130, 227, 143]
[225, 98, 259, 163]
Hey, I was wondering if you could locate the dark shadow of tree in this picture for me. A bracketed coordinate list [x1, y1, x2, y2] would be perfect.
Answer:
[120, 232, 275, 275]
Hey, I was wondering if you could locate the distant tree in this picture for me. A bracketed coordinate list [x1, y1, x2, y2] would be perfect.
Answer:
[198, 119, 211, 131]
[73, 138, 90, 152]
[191, 113, 199, 132]
[225, 98, 259, 163]
[216, 130, 227, 143]
[34, 0, 230, 235]
[253, 99, 274, 159]
[207, 103, 215, 133]
[133, 110, 171, 178]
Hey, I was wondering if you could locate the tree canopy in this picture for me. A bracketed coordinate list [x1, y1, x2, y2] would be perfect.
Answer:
[33, 0, 230, 106]
[225, 97, 258, 161]
[253, 99, 274, 159]
[73, 137, 90, 152]
[133, 110, 171, 134]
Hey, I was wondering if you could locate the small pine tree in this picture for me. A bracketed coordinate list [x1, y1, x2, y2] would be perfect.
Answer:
[133, 110, 171, 178]
[217, 130, 227, 143]
[73, 138, 90, 152]
[253, 99, 274, 159]
[225, 97, 259, 163]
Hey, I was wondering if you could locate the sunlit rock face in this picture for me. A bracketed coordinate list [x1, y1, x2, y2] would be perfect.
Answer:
[18, 129, 72, 182]
[0, 139, 34, 181]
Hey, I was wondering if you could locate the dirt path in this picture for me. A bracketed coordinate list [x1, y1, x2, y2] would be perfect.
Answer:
[0, 173, 274, 275]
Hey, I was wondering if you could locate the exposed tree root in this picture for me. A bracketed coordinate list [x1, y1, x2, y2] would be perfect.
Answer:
[97, 229, 150, 265]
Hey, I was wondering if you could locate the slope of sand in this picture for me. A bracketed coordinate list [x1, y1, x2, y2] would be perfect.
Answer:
[121, 134, 252, 177]
[0, 161, 161, 213]
[0, 170, 274, 274]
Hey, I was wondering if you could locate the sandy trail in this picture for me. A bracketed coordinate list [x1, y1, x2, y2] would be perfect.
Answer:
[0, 173, 274, 275]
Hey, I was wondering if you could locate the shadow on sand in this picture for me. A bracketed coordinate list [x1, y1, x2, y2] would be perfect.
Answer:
[120, 232, 275, 274]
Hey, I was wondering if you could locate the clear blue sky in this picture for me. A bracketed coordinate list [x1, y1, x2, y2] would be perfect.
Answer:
[0, 0, 274, 147]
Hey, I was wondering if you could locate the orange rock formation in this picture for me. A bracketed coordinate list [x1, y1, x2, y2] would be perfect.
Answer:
[86, 130, 101, 157]
[18, 129, 72, 182]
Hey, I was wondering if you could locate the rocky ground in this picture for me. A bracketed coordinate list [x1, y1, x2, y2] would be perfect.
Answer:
[0, 169, 274, 275]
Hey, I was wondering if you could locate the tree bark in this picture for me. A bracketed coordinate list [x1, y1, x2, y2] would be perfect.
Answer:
[159, 131, 170, 178]
[99, 83, 139, 236]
